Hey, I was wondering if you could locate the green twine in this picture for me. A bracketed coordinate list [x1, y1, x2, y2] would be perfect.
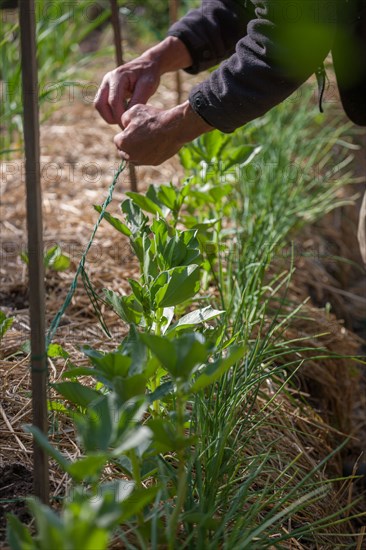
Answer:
[46, 161, 126, 348]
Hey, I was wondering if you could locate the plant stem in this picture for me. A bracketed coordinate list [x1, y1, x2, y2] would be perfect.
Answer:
[130, 449, 146, 534]
[168, 392, 188, 549]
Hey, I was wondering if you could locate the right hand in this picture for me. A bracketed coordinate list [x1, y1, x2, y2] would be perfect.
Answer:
[94, 55, 161, 125]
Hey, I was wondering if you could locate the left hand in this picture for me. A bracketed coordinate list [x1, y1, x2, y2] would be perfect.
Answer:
[113, 101, 212, 166]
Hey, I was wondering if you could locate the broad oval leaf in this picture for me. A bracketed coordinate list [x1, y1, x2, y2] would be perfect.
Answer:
[154, 265, 201, 308]
[52, 381, 101, 408]
[170, 306, 225, 332]
[126, 191, 163, 216]
[94, 205, 131, 236]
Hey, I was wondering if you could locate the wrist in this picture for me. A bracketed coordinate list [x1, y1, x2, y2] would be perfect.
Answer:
[172, 100, 213, 144]
[142, 36, 192, 76]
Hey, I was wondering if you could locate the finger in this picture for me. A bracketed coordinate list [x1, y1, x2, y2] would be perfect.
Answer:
[121, 103, 144, 128]
[108, 75, 133, 123]
[94, 81, 115, 124]
[118, 150, 130, 161]
[114, 132, 131, 161]
[129, 75, 158, 109]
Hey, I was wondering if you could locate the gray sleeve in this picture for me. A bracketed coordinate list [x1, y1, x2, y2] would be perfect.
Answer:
[167, 0, 254, 73]
[169, 1, 337, 133]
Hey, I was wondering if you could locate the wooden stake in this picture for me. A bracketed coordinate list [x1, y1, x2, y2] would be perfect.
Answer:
[110, 0, 138, 191]
[19, 0, 49, 504]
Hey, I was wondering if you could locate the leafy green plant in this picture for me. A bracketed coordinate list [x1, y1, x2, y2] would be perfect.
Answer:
[7, 90, 363, 549]
[20, 245, 71, 272]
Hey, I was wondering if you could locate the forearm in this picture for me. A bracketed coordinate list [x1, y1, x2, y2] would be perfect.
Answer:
[140, 36, 193, 76]
[189, 0, 337, 133]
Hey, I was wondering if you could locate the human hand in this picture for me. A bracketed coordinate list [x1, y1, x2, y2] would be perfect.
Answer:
[94, 37, 193, 126]
[113, 101, 212, 166]
[94, 55, 161, 125]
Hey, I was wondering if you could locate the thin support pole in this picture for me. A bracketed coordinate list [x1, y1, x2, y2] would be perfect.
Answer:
[110, 0, 138, 192]
[19, 0, 49, 504]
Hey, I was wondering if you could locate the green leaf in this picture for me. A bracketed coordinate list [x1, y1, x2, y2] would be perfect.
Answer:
[0, 310, 13, 340]
[151, 217, 170, 257]
[126, 191, 163, 216]
[114, 374, 147, 401]
[146, 184, 170, 216]
[200, 129, 229, 160]
[27, 497, 64, 548]
[47, 343, 69, 359]
[67, 453, 107, 483]
[82, 348, 132, 379]
[94, 205, 131, 236]
[119, 486, 159, 522]
[74, 395, 113, 452]
[221, 144, 262, 170]
[43, 245, 70, 271]
[179, 146, 195, 170]
[174, 333, 208, 379]
[20, 251, 29, 265]
[148, 381, 174, 403]
[140, 333, 177, 371]
[191, 346, 245, 392]
[154, 265, 201, 308]
[62, 366, 95, 379]
[150, 271, 169, 305]
[119, 325, 147, 376]
[104, 289, 143, 325]
[6, 514, 34, 550]
[51, 253, 70, 272]
[43, 245, 60, 268]
[171, 306, 225, 332]
[157, 184, 177, 211]
[183, 218, 220, 230]
[112, 426, 152, 456]
[52, 381, 101, 408]
[23, 425, 69, 470]
[163, 235, 187, 268]
[148, 418, 196, 453]
[128, 279, 144, 304]
[208, 184, 233, 203]
[121, 199, 148, 234]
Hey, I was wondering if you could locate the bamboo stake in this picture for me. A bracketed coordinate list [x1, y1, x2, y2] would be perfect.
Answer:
[169, 0, 182, 104]
[110, 0, 138, 191]
[19, 0, 49, 504]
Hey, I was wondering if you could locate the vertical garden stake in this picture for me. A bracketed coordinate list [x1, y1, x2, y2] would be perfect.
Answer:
[110, 0, 138, 192]
[19, 0, 49, 504]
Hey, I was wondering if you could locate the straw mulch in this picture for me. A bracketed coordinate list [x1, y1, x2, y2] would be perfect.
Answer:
[1, 55, 365, 547]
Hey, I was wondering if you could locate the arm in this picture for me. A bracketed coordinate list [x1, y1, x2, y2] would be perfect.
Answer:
[97, 1, 338, 165]
[94, 36, 194, 124]
[185, 0, 338, 132]
[94, 0, 251, 125]
[167, 0, 254, 73]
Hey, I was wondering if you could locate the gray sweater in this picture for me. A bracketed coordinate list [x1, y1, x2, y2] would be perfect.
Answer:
[168, 0, 366, 131]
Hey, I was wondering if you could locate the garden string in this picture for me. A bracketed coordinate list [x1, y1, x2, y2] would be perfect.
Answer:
[45, 161, 126, 349]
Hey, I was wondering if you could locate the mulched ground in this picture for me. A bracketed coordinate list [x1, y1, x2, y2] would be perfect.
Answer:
[0, 464, 33, 535]
[0, 41, 365, 547]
